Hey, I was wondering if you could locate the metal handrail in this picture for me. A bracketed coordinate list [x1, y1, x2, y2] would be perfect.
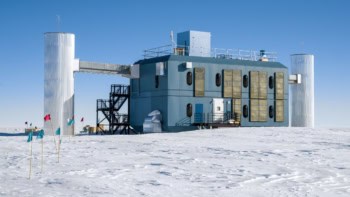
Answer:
[194, 112, 237, 124]
[110, 84, 129, 95]
[97, 99, 110, 109]
[143, 44, 277, 61]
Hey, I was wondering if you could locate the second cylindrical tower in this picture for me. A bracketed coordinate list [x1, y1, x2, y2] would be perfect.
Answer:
[290, 54, 314, 127]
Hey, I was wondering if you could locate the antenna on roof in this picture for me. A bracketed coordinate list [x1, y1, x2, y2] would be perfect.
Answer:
[170, 30, 175, 48]
[56, 15, 61, 32]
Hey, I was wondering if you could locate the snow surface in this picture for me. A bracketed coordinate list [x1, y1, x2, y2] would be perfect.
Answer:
[1, 127, 350, 197]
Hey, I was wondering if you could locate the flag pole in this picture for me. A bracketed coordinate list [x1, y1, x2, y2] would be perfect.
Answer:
[41, 137, 44, 173]
[81, 118, 84, 135]
[57, 134, 61, 163]
[29, 133, 33, 179]
[50, 120, 58, 152]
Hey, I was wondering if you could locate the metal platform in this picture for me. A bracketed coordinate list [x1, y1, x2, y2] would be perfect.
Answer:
[193, 112, 241, 128]
[96, 84, 136, 134]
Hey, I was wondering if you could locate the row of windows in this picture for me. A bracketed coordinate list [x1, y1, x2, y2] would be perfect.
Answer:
[186, 103, 275, 119]
[185, 71, 275, 89]
[155, 70, 279, 91]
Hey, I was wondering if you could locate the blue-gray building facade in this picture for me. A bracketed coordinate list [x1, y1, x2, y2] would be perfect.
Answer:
[130, 55, 288, 132]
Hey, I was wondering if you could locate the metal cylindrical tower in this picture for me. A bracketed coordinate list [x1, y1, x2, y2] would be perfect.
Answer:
[44, 32, 75, 135]
[290, 54, 314, 127]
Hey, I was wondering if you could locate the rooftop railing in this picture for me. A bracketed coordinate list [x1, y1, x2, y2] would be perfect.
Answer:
[143, 45, 174, 59]
[143, 44, 277, 62]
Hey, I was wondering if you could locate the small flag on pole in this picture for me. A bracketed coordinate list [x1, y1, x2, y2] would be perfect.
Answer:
[80, 117, 84, 122]
[55, 128, 61, 135]
[27, 131, 33, 179]
[27, 132, 33, 142]
[37, 129, 45, 173]
[67, 118, 74, 126]
[37, 130, 45, 139]
[44, 114, 51, 121]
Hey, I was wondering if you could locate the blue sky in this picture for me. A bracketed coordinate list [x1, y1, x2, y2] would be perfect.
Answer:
[0, 0, 349, 128]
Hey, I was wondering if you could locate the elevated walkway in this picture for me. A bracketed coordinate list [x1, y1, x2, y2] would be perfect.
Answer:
[77, 61, 131, 77]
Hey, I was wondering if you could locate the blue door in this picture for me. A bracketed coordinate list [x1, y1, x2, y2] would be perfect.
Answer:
[195, 104, 204, 123]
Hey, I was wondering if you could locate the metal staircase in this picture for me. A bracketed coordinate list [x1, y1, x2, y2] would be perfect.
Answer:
[96, 84, 134, 134]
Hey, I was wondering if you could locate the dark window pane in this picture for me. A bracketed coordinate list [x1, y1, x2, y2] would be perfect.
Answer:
[243, 105, 248, 118]
[269, 76, 274, 89]
[269, 105, 274, 118]
[155, 76, 159, 88]
[187, 72, 192, 85]
[216, 73, 221, 87]
[243, 75, 249, 88]
[187, 103, 192, 117]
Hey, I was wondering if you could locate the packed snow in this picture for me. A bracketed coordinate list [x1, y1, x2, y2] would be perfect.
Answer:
[0, 127, 350, 197]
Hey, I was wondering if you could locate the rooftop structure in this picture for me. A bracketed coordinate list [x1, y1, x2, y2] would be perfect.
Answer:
[144, 30, 277, 62]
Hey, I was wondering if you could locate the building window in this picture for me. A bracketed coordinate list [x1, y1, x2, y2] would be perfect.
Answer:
[269, 105, 274, 118]
[215, 73, 221, 87]
[243, 105, 248, 118]
[155, 76, 159, 88]
[187, 71, 192, 85]
[243, 75, 248, 88]
[269, 76, 274, 89]
[187, 103, 192, 117]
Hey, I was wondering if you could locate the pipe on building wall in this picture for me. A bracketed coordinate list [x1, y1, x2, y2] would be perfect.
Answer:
[290, 54, 314, 128]
[44, 32, 75, 135]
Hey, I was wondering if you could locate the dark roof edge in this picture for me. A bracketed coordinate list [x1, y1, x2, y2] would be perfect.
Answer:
[134, 55, 171, 64]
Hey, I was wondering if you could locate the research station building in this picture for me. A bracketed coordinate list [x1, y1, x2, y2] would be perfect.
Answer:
[129, 31, 288, 132]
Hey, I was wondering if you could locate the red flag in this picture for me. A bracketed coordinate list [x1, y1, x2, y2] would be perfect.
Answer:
[44, 114, 51, 121]
[80, 117, 84, 122]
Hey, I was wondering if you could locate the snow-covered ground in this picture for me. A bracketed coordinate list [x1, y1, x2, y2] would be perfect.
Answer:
[0, 127, 350, 197]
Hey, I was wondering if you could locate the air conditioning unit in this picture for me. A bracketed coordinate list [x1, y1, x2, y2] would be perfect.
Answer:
[131, 64, 140, 78]
[156, 62, 165, 76]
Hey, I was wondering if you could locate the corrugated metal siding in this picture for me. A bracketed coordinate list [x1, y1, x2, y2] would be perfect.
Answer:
[250, 71, 268, 122]
[224, 69, 241, 98]
[232, 70, 242, 98]
[275, 72, 284, 100]
[233, 99, 242, 117]
[223, 70, 233, 98]
[250, 71, 259, 99]
[250, 99, 267, 122]
[275, 100, 284, 122]
[251, 71, 267, 99]
[259, 99, 267, 121]
[259, 72, 267, 99]
[194, 67, 205, 97]
[250, 99, 259, 122]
